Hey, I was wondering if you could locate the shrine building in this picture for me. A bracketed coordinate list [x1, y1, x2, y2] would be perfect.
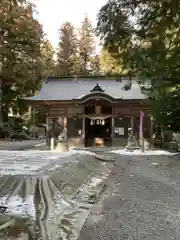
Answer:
[26, 76, 153, 147]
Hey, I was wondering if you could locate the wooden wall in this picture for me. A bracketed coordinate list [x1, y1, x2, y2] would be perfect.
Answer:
[67, 118, 82, 137]
[114, 117, 130, 138]
[67, 117, 84, 148]
[46, 101, 151, 147]
[47, 101, 150, 118]
[48, 104, 84, 118]
[113, 102, 150, 116]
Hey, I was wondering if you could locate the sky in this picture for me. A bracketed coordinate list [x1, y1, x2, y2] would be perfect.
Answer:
[35, 0, 107, 49]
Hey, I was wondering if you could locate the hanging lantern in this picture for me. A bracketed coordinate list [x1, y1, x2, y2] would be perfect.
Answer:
[102, 120, 105, 125]
[90, 119, 93, 125]
[97, 119, 100, 125]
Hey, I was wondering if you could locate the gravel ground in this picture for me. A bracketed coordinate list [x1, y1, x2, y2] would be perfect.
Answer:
[78, 153, 180, 240]
[0, 140, 44, 150]
[0, 150, 115, 239]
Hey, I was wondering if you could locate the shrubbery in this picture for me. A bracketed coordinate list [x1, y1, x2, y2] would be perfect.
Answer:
[0, 117, 31, 140]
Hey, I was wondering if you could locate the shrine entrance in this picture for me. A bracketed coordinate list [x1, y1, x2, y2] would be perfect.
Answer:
[84, 96, 113, 147]
[85, 117, 112, 147]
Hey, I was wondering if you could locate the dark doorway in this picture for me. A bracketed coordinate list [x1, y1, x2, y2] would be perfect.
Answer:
[85, 118, 112, 147]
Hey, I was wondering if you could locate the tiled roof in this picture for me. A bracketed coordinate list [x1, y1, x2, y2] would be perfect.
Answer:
[26, 77, 145, 101]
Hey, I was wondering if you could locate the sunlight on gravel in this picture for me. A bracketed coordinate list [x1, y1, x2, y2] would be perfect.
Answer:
[111, 149, 177, 156]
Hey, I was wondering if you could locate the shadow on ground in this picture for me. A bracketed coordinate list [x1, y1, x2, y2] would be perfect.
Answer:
[78, 154, 180, 240]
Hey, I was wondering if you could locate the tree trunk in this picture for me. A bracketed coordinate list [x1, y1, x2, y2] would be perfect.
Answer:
[2, 83, 9, 123]
[0, 83, 9, 138]
[2, 105, 8, 123]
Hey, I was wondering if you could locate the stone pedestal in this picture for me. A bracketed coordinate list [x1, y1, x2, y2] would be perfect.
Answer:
[125, 127, 139, 151]
[125, 135, 140, 151]
[168, 141, 178, 152]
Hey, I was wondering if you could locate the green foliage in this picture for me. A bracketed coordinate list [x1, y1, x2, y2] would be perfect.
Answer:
[78, 15, 95, 74]
[0, 0, 44, 125]
[0, 116, 29, 139]
[89, 55, 100, 75]
[41, 39, 56, 78]
[57, 22, 79, 76]
[97, 0, 180, 130]
[56, 17, 100, 76]
[99, 49, 124, 75]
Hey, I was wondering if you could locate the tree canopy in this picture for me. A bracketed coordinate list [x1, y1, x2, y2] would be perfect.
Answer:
[41, 39, 56, 78]
[0, 0, 45, 130]
[97, 0, 180, 130]
[57, 22, 78, 76]
[100, 49, 124, 75]
[78, 15, 96, 74]
[56, 16, 101, 76]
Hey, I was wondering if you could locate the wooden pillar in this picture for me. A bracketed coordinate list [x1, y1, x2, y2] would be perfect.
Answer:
[32, 108, 36, 139]
[111, 116, 114, 146]
[50, 118, 55, 151]
[82, 117, 85, 146]
[28, 105, 32, 121]
[46, 116, 49, 145]
[139, 115, 144, 150]
[150, 115, 154, 148]
[64, 116, 67, 139]
[130, 116, 134, 135]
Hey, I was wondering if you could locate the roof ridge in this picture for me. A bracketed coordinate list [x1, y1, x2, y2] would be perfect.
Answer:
[45, 75, 135, 82]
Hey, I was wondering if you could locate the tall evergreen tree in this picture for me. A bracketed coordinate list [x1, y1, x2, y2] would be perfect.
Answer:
[78, 15, 95, 74]
[41, 39, 56, 78]
[97, 0, 180, 130]
[57, 22, 78, 76]
[0, 0, 44, 128]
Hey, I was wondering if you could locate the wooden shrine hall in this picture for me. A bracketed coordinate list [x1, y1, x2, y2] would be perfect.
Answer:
[26, 76, 153, 147]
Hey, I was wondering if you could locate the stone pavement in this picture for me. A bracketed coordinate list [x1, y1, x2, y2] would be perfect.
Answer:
[78, 153, 180, 240]
[0, 140, 45, 150]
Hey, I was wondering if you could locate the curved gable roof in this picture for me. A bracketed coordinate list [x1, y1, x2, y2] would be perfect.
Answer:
[75, 91, 119, 103]
[26, 77, 145, 101]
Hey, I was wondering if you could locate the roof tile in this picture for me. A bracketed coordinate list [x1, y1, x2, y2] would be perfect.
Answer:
[27, 78, 145, 101]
